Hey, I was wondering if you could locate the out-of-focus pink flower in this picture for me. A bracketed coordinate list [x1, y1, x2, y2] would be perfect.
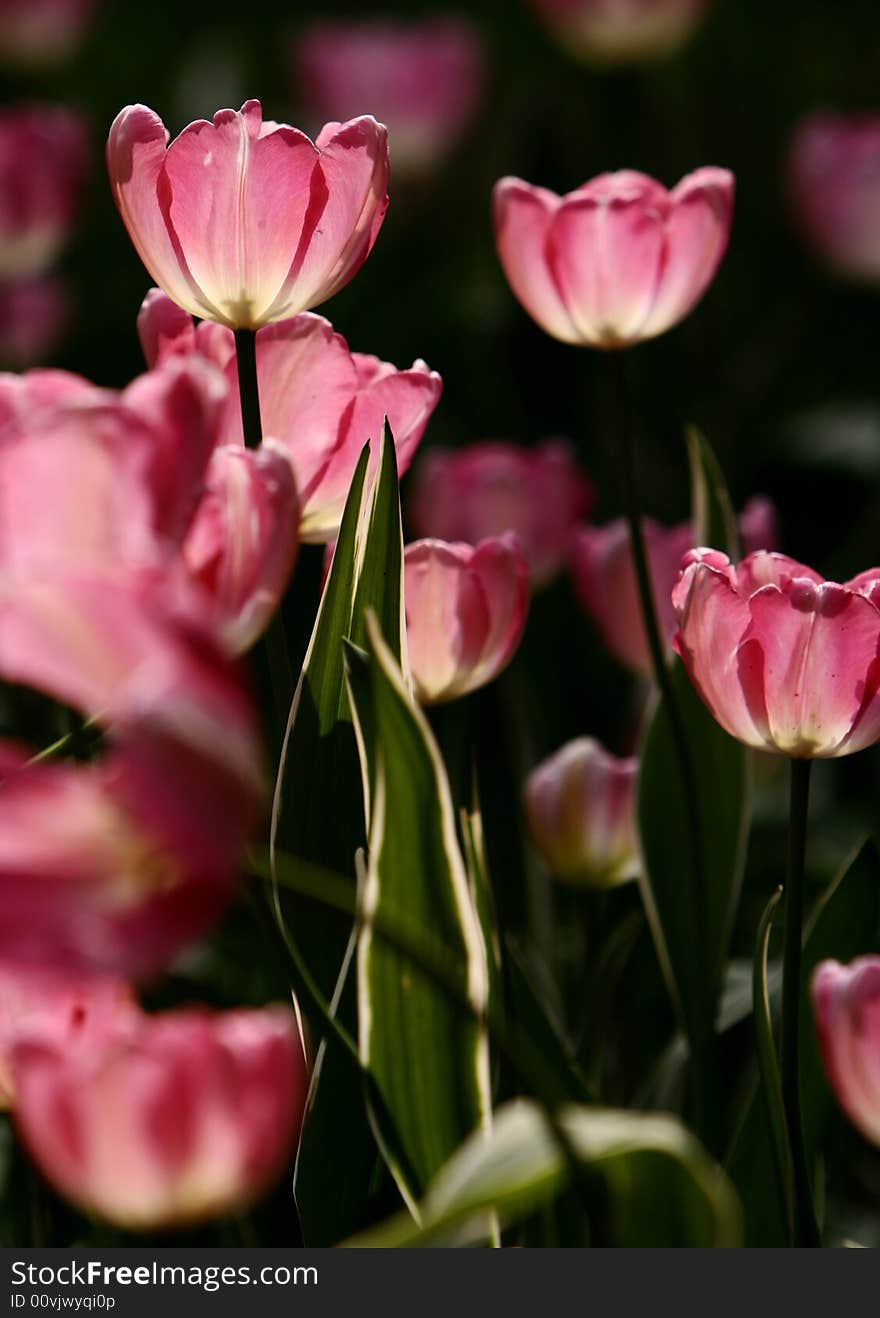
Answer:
[12, 1005, 307, 1229]
[295, 18, 483, 179]
[139, 289, 442, 543]
[405, 535, 529, 704]
[788, 113, 880, 284]
[107, 100, 389, 329]
[0, 963, 135, 1108]
[0, 105, 88, 278]
[570, 497, 775, 673]
[182, 442, 299, 653]
[528, 0, 708, 66]
[524, 737, 639, 888]
[408, 439, 593, 586]
[812, 958, 880, 1148]
[673, 549, 880, 758]
[493, 167, 734, 348]
[0, 0, 98, 67]
[0, 275, 68, 368]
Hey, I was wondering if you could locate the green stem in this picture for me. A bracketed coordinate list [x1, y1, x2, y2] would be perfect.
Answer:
[606, 351, 712, 1127]
[234, 328, 262, 450]
[781, 757, 820, 1246]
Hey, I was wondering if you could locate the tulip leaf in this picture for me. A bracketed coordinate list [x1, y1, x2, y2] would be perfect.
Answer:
[346, 612, 492, 1198]
[637, 657, 750, 1049]
[752, 887, 792, 1241]
[687, 426, 740, 558]
[343, 1098, 740, 1248]
[270, 423, 405, 1244]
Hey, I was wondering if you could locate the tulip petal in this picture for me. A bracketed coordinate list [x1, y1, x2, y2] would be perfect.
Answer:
[493, 178, 580, 343]
[813, 958, 880, 1147]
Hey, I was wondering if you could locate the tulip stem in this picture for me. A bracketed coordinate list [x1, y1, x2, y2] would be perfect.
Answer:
[781, 757, 820, 1246]
[234, 328, 263, 450]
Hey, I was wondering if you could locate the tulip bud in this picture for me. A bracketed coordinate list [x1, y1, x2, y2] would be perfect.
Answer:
[107, 100, 389, 329]
[409, 439, 593, 586]
[524, 737, 639, 888]
[494, 167, 734, 349]
[0, 106, 87, 279]
[405, 536, 529, 704]
[788, 113, 880, 284]
[812, 958, 880, 1148]
[13, 1006, 308, 1229]
[528, 0, 709, 67]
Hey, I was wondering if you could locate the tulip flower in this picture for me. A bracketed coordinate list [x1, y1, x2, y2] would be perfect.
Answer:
[107, 100, 389, 329]
[812, 958, 880, 1148]
[138, 289, 442, 542]
[0, 964, 135, 1108]
[295, 19, 484, 179]
[672, 549, 880, 757]
[12, 1005, 307, 1229]
[0, 105, 88, 279]
[0, 275, 67, 368]
[788, 113, 880, 284]
[493, 167, 734, 348]
[571, 497, 777, 673]
[0, 0, 98, 67]
[408, 439, 593, 586]
[405, 536, 530, 704]
[528, 0, 708, 66]
[524, 737, 639, 888]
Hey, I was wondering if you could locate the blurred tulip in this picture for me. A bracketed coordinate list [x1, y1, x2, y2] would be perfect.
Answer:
[673, 549, 880, 757]
[528, 0, 708, 66]
[182, 441, 299, 653]
[0, 275, 68, 368]
[812, 958, 880, 1148]
[408, 439, 592, 586]
[107, 100, 389, 329]
[524, 737, 638, 888]
[493, 167, 734, 348]
[139, 289, 442, 542]
[788, 113, 880, 284]
[0, 0, 98, 67]
[0, 105, 88, 279]
[295, 18, 484, 179]
[0, 963, 135, 1108]
[405, 536, 529, 704]
[13, 1005, 307, 1229]
[571, 497, 776, 673]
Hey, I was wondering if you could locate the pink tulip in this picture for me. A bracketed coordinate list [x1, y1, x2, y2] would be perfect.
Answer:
[107, 100, 389, 329]
[812, 958, 880, 1148]
[0, 0, 98, 66]
[408, 439, 593, 586]
[524, 737, 639, 888]
[493, 167, 734, 348]
[295, 19, 483, 179]
[673, 549, 880, 758]
[405, 536, 529, 704]
[182, 441, 299, 653]
[0, 964, 135, 1108]
[528, 0, 708, 66]
[0, 105, 88, 278]
[0, 275, 68, 367]
[12, 1005, 307, 1229]
[571, 497, 776, 673]
[139, 289, 442, 542]
[788, 113, 880, 284]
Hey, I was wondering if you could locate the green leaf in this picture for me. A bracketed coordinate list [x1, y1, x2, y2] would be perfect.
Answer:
[637, 658, 750, 1047]
[687, 426, 740, 558]
[752, 887, 792, 1241]
[347, 613, 492, 1198]
[344, 1099, 741, 1248]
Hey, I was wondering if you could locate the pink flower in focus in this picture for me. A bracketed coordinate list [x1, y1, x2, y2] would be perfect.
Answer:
[405, 536, 530, 704]
[0, 105, 88, 278]
[295, 19, 483, 179]
[493, 167, 734, 348]
[570, 497, 776, 673]
[139, 288, 442, 543]
[408, 439, 593, 586]
[788, 113, 880, 284]
[0, 275, 68, 367]
[524, 737, 639, 888]
[107, 100, 389, 329]
[0, 0, 98, 67]
[0, 963, 135, 1108]
[673, 549, 880, 757]
[528, 0, 708, 66]
[812, 958, 880, 1148]
[12, 1005, 307, 1229]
